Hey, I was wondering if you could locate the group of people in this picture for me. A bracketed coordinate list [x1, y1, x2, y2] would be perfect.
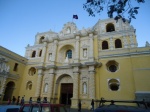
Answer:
[7, 95, 47, 105]
[7, 96, 25, 105]
[78, 99, 94, 112]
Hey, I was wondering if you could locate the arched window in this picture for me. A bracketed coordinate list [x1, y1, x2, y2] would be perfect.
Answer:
[106, 23, 115, 32]
[115, 39, 122, 48]
[66, 27, 71, 34]
[26, 81, 32, 90]
[66, 50, 72, 59]
[39, 50, 42, 57]
[102, 41, 109, 50]
[39, 36, 45, 44]
[108, 79, 120, 91]
[28, 67, 36, 76]
[31, 51, 36, 58]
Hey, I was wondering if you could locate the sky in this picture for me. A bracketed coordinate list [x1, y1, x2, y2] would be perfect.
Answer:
[0, 0, 150, 56]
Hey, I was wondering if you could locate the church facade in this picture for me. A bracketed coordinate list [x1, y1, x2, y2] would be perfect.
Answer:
[0, 18, 150, 108]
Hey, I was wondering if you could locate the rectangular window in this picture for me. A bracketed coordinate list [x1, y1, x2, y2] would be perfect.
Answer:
[13, 63, 18, 71]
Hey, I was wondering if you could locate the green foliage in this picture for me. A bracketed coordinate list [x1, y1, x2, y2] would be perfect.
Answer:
[83, 0, 145, 23]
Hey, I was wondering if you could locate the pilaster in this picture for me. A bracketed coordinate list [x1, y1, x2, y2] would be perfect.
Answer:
[74, 36, 80, 63]
[51, 40, 58, 65]
[35, 69, 43, 97]
[89, 33, 94, 61]
[88, 66, 95, 99]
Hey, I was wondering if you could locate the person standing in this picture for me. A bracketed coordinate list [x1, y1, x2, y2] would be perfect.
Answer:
[12, 96, 16, 104]
[29, 97, 32, 104]
[16, 96, 20, 105]
[37, 96, 41, 103]
[78, 99, 81, 112]
[20, 97, 25, 106]
[91, 99, 94, 111]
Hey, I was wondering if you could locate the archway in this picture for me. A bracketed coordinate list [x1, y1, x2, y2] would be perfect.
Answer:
[3, 81, 15, 101]
[56, 74, 73, 105]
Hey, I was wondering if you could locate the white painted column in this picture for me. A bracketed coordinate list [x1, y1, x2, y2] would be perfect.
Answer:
[41, 42, 47, 62]
[74, 36, 80, 63]
[51, 40, 58, 65]
[47, 68, 55, 102]
[35, 69, 43, 97]
[89, 33, 94, 61]
[89, 66, 95, 99]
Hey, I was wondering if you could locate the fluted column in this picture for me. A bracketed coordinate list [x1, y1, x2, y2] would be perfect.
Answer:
[89, 66, 95, 99]
[74, 36, 80, 63]
[47, 70, 55, 102]
[109, 37, 114, 50]
[35, 69, 43, 97]
[73, 72, 79, 98]
[41, 42, 47, 62]
[51, 40, 58, 65]
[89, 33, 94, 61]
[71, 67, 79, 108]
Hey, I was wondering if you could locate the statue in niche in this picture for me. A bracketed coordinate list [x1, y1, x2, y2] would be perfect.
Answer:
[64, 54, 69, 63]
[83, 49, 87, 57]
[83, 82, 87, 94]
[49, 53, 52, 61]
[44, 83, 48, 92]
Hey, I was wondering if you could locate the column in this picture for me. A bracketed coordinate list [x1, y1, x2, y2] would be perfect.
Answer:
[71, 67, 79, 108]
[41, 42, 47, 62]
[51, 40, 58, 65]
[35, 69, 43, 97]
[109, 37, 114, 50]
[89, 33, 94, 61]
[89, 66, 95, 99]
[74, 36, 80, 63]
[47, 72, 54, 102]
[123, 35, 128, 48]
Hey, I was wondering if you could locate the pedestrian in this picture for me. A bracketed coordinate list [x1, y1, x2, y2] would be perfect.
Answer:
[91, 99, 94, 111]
[12, 96, 16, 104]
[43, 97, 47, 103]
[29, 97, 32, 104]
[16, 96, 20, 105]
[78, 99, 81, 112]
[7, 97, 11, 105]
[20, 97, 25, 106]
[37, 96, 41, 103]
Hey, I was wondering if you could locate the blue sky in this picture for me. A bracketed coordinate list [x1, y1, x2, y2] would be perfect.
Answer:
[0, 0, 150, 56]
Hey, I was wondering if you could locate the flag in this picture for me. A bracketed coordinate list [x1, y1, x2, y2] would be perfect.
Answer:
[73, 15, 78, 19]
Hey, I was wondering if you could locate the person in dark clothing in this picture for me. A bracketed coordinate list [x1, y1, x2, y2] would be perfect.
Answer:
[91, 99, 94, 111]
[43, 97, 47, 103]
[29, 97, 32, 104]
[16, 96, 20, 105]
[37, 96, 41, 103]
[78, 99, 81, 112]
[12, 96, 16, 104]
[20, 97, 25, 106]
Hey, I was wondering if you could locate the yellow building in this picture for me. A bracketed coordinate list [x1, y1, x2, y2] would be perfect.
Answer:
[0, 18, 150, 108]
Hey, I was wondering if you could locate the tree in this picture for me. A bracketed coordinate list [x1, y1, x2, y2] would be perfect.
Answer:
[83, 0, 145, 23]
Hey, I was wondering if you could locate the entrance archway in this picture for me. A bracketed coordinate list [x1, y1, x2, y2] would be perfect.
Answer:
[3, 81, 15, 101]
[56, 74, 73, 105]
[60, 83, 73, 105]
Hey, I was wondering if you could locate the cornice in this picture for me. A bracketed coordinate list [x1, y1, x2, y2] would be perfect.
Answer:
[99, 50, 150, 58]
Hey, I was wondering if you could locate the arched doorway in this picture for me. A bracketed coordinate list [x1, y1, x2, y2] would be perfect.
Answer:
[3, 81, 15, 101]
[60, 83, 73, 105]
[56, 74, 73, 105]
